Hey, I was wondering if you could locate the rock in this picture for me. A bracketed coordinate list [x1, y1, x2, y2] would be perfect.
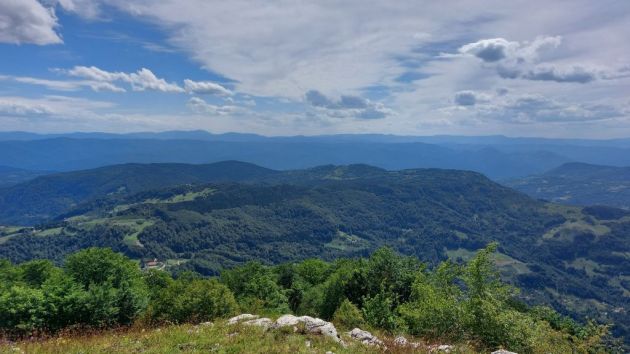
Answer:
[298, 316, 342, 343]
[227, 314, 259, 325]
[275, 314, 301, 328]
[243, 317, 274, 330]
[348, 328, 384, 347]
[305, 340, 311, 348]
[325, 352, 335, 354]
[393, 335, 408, 346]
[491, 350, 518, 354]
[428, 344, 454, 353]
[199, 321, 213, 327]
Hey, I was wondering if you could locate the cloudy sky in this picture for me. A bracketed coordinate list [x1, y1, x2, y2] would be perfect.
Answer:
[1, 0, 630, 137]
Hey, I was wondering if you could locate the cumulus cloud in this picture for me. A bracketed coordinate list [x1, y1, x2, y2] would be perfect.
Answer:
[458, 36, 562, 63]
[63, 66, 184, 92]
[449, 91, 622, 123]
[305, 90, 391, 119]
[0, 0, 62, 45]
[187, 97, 246, 116]
[184, 79, 232, 96]
[520, 65, 598, 83]
[456, 36, 630, 84]
[454, 91, 478, 106]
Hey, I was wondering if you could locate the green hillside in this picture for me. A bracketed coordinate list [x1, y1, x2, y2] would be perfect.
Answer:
[0, 161, 277, 225]
[0, 164, 628, 343]
[506, 162, 630, 209]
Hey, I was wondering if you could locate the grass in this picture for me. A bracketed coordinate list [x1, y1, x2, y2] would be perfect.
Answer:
[325, 231, 370, 252]
[446, 248, 530, 275]
[0, 320, 476, 354]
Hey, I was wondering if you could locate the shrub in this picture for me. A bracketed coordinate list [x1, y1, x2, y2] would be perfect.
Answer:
[148, 278, 238, 324]
[332, 298, 365, 329]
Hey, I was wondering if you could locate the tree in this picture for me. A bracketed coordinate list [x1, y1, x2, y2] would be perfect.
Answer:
[64, 248, 149, 326]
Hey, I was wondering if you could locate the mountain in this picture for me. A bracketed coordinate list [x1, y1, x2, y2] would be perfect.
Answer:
[0, 137, 572, 179]
[506, 162, 630, 209]
[0, 163, 627, 340]
[0, 161, 277, 225]
[0, 165, 50, 188]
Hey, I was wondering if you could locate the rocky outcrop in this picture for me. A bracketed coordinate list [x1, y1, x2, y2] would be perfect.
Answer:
[227, 314, 258, 325]
[274, 314, 301, 328]
[298, 316, 341, 343]
[348, 328, 384, 347]
[428, 344, 454, 353]
[491, 350, 518, 354]
[243, 317, 274, 329]
[227, 314, 342, 343]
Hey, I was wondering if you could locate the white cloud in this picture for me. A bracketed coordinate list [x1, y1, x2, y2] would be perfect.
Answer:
[0, 74, 127, 92]
[63, 66, 184, 92]
[0, 0, 62, 45]
[187, 97, 246, 116]
[304, 90, 392, 119]
[184, 79, 232, 96]
[449, 91, 622, 123]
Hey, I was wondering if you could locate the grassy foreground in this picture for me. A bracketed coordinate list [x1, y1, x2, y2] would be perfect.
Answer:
[1, 320, 477, 354]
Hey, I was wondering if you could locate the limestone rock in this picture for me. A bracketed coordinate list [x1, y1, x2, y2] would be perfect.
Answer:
[348, 328, 384, 347]
[243, 317, 274, 329]
[275, 314, 301, 327]
[393, 335, 408, 346]
[298, 316, 341, 343]
[428, 344, 454, 352]
[227, 314, 259, 325]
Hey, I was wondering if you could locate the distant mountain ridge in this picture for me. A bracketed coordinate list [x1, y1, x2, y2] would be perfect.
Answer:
[0, 137, 574, 179]
[506, 162, 630, 208]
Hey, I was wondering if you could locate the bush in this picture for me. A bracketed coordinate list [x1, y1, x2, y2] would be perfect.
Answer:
[64, 248, 149, 326]
[221, 262, 289, 314]
[148, 277, 238, 324]
[332, 299, 365, 329]
[362, 291, 404, 332]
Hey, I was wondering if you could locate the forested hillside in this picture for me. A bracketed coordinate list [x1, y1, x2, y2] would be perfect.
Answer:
[507, 162, 630, 209]
[0, 163, 628, 343]
[0, 161, 277, 225]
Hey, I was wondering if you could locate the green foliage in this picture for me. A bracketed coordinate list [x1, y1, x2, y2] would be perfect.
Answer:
[362, 291, 404, 332]
[0, 246, 613, 353]
[220, 262, 289, 314]
[332, 299, 365, 330]
[65, 248, 149, 326]
[147, 277, 238, 324]
[399, 261, 466, 339]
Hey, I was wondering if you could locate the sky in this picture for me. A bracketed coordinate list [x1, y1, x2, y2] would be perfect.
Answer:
[1, 0, 630, 138]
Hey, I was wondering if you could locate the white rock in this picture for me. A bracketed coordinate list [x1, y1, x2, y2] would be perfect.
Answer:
[275, 314, 301, 327]
[491, 350, 518, 354]
[348, 328, 384, 346]
[199, 321, 213, 327]
[429, 344, 454, 353]
[243, 317, 274, 329]
[393, 335, 408, 346]
[227, 314, 259, 325]
[298, 316, 342, 343]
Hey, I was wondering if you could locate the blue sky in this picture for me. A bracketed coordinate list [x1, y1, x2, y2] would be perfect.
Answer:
[1, 0, 630, 137]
